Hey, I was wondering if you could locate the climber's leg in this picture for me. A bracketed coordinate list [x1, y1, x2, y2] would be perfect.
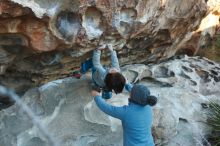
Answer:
[80, 58, 93, 74]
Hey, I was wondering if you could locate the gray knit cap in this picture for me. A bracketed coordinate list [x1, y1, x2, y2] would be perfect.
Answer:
[130, 84, 157, 106]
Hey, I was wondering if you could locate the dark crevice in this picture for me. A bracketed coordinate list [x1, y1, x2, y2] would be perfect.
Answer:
[179, 118, 188, 123]
[190, 80, 197, 86]
[180, 72, 191, 79]
[141, 77, 173, 87]
[210, 69, 218, 76]
[182, 66, 193, 72]
[154, 66, 175, 78]
[176, 47, 195, 56]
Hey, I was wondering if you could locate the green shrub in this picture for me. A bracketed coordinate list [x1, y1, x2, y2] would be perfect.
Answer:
[215, 35, 220, 48]
[207, 101, 220, 146]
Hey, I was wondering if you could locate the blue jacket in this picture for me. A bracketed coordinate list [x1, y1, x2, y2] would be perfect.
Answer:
[92, 49, 120, 87]
[94, 84, 155, 146]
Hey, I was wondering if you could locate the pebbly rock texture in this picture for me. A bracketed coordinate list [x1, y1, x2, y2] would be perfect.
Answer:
[0, 56, 220, 146]
[0, 0, 220, 99]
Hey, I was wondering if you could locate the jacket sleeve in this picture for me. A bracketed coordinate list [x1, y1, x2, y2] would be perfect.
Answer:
[94, 95, 126, 120]
[110, 50, 120, 71]
[125, 83, 133, 92]
[93, 49, 106, 73]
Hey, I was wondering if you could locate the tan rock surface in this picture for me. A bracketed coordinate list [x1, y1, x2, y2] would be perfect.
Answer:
[0, 0, 219, 94]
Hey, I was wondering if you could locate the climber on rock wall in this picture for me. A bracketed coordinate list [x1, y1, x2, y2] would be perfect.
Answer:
[81, 44, 127, 99]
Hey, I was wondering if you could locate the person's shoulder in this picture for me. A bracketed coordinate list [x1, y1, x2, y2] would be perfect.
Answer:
[95, 66, 107, 72]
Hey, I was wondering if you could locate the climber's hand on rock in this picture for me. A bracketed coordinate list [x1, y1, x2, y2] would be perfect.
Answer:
[125, 77, 129, 84]
[91, 90, 100, 97]
[107, 44, 114, 51]
[97, 44, 107, 50]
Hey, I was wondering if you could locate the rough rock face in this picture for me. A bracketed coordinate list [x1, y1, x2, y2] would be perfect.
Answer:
[196, 0, 220, 62]
[0, 56, 220, 146]
[0, 0, 219, 94]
